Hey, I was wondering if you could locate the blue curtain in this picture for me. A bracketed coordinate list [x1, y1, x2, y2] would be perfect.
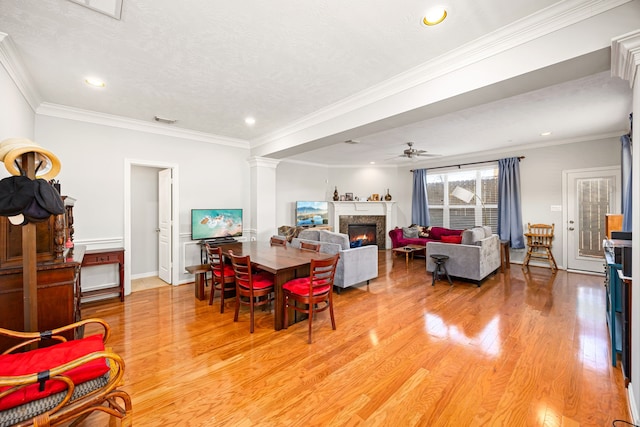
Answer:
[412, 168, 430, 226]
[621, 133, 632, 231]
[497, 157, 525, 248]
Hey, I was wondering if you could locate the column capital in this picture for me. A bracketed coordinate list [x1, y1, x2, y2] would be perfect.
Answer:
[248, 156, 280, 169]
[612, 30, 640, 87]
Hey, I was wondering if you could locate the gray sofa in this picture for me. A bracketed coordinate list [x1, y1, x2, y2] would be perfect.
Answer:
[426, 226, 500, 285]
[291, 229, 378, 291]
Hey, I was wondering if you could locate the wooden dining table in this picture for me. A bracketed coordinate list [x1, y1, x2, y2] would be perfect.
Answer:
[219, 241, 333, 330]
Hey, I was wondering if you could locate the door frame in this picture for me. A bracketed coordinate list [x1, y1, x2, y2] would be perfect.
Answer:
[124, 159, 180, 294]
[562, 165, 620, 273]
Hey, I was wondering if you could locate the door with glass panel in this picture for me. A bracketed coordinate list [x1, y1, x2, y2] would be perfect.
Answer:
[565, 167, 620, 273]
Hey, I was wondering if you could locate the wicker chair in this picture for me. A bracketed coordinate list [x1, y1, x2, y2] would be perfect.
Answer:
[0, 318, 131, 427]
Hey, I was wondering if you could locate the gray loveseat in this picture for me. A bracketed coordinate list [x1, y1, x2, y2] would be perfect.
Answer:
[426, 226, 500, 285]
[291, 229, 378, 291]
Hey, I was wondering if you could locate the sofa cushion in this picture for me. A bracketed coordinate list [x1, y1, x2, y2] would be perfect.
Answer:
[481, 225, 492, 238]
[318, 230, 350, 250]
[298, 229, 320, 241]
[0, 334, 109, 411]
[429, 226, 462, 240]
[441, 234, 462, 244]
[402, 227, 419, 239]
[461, 227, 486, 245]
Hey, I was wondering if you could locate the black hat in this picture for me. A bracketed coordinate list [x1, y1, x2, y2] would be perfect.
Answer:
[33, 179, 64, 215]
[0, 176, 35, 216]
[23, 198, 51, 223]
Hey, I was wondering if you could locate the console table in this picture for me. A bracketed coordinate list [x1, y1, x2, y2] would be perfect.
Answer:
[81, 248, 125, 302]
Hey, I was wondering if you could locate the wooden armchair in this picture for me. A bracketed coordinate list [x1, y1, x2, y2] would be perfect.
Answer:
[0, 318, 132, 426]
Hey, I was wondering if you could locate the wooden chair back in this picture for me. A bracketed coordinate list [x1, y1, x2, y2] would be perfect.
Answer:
[300, 241, 320, 252]
[270, 236, 287, 247]
[205, 244, 235, 312]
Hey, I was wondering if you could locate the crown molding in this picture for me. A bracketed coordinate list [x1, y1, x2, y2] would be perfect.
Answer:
[248, 157, 280, 169]
[36, 102, 249, 148]
[252, 0, 632, 149]
[612, 30, 640, 87]
[0, 32, 42, 112]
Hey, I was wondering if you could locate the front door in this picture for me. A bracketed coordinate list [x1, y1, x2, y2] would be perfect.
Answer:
[565, 167, 620, 273]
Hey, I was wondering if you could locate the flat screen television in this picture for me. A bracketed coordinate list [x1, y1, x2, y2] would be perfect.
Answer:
[296, 201, 329, 226]
[191, 209, 243, 240]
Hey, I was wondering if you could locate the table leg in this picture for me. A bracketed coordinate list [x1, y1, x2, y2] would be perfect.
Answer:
[195, 272, 205, 300]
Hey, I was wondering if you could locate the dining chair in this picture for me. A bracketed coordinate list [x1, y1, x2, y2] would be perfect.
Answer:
[206, 244, 236, 313]
[299, 241, 320, 252]
[523, 223, 558, 271]
[270, 236, 287, 247]
[282, 253, 340, 343]
[228, 250, 275, 333]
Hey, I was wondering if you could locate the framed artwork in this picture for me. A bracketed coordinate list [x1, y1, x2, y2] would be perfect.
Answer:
[339, 195, 346, 201]
[345, 193, 354, 201]
[371, 193, 380, 201]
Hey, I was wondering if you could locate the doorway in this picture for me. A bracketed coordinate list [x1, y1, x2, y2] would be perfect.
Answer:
[564, 166, 620, 273]
[124, 159, 180, 296]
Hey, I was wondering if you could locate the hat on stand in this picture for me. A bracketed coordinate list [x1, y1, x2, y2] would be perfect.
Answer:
[0, 138, 61, 181]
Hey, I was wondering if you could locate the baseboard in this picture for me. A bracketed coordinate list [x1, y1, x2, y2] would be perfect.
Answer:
[131, 271, 159, 280]
[628, 382, 638, 424]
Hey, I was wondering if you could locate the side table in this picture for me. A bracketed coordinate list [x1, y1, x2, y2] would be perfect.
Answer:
[500, 240, 511, 273]
[81, 248, 125, 302]
[186, 264, 210, 301]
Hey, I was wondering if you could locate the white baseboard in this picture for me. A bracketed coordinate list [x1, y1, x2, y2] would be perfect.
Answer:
[131, 271, 159, 280]
[628, 382, 638, 423]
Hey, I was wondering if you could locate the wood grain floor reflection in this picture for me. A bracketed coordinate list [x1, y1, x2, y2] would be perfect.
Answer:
[80, 251, 630, 426]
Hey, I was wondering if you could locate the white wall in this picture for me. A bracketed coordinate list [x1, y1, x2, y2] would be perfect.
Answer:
[33, 114, 251, 284]
[0, 63, 35, 171]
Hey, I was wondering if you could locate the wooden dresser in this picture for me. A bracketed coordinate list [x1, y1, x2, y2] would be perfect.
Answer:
[0, 197, 82, 352]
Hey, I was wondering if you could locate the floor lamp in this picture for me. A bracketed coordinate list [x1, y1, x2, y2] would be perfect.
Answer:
[451, 186, 486, 226]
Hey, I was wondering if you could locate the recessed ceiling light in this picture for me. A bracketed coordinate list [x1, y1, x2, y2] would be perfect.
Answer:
[541, 131, 552, 136]
[370, 161, 376, 165]
[245, 117, 256, 126]
[84, 77, 105, 88]
[422, 6, 447, 26]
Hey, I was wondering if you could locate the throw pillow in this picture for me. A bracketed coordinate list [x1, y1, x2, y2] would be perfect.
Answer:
[419, 226, 431, 238]
[402, 227, 419, 238]
[441, 235, 462, 244]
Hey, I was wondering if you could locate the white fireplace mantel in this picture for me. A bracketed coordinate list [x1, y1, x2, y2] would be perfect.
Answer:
[329, 201, 396, 249]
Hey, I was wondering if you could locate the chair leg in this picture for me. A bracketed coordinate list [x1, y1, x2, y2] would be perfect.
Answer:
[329, 299, 336, 331]
[307, 302, 314, 344]
[547, 248, 558, 270]
[208, 276, 216, 306]
[249, 295, 255, 333]
[283, 294, 289, 329]
[219, 283, 225, 314]
[233, 288, 240, 323]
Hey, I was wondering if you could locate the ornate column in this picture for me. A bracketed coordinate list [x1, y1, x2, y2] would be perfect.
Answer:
[248, 157, 280, 242]
[611, 29, 640, 420]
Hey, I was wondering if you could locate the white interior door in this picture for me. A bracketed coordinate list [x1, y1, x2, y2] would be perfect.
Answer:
[158, 168, 172, 283]
[565, 167, 620, 272]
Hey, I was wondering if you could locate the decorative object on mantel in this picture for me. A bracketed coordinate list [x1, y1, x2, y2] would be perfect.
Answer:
[384, 189, 392, 201]
[333, 186, 339, 201]
[371, 193, 380, 201]
[345, 192, 353, 201]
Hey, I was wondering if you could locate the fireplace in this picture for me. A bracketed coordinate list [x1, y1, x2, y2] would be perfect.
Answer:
[330, 201, 396, 249]
[348, 223, 377, 247]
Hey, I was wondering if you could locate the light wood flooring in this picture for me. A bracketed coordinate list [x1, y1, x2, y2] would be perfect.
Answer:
[80, 251, 631, 426]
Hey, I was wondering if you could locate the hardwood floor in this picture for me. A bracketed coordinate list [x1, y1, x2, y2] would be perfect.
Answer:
[80, 251, 630, 426]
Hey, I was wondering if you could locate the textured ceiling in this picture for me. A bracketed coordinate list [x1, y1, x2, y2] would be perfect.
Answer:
[0, 0, 635, 165]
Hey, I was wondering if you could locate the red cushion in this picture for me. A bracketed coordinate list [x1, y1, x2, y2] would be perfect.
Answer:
[213, 264, 234, 277]
[441, 234, 462, 244]
[237, 272, 273, 290]
[0, 334, 109, 411]
[429, 227, 463, 240]
[283, 277, 331, 296]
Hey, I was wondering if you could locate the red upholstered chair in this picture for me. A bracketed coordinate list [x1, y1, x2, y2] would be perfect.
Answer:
[206, 244, 236, 313]
[228, 250, 275, 333]
[0, 318, 131, 426]
[283, 253, 340, 343]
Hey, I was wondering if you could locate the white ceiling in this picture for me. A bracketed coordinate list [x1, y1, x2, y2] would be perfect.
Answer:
[0, 0, 635, 166]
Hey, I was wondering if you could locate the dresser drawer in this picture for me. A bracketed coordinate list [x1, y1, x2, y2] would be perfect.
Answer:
[82, 252, 121, 266]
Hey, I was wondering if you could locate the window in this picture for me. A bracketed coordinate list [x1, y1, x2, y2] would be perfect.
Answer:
[426, 167, 498, 232]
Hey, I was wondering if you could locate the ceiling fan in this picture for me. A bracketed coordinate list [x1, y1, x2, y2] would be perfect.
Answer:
[393, 142, 441, 160]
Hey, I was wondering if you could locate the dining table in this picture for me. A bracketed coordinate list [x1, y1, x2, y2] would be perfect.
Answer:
[219, 241, 333, 330]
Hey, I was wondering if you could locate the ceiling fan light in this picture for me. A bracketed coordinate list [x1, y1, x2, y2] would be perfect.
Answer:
[422, 6, 447, 26]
